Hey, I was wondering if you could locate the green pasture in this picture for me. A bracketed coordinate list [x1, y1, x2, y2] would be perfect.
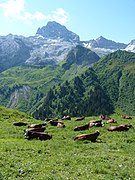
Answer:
[0, 106, 135, 180]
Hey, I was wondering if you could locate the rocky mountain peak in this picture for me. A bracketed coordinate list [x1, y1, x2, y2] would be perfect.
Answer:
[125, 39, 135, 52]
[95, 36, 126, 49]
[96, 36, 105, 41]
[36, 21, 80, 42]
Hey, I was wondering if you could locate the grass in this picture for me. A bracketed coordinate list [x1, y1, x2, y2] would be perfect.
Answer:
[0, 106, 135, 179]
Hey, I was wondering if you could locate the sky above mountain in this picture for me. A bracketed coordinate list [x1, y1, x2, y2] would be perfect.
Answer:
[0, 0, 134, 43]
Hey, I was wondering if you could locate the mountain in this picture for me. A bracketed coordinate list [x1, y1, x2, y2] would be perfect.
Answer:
[36, 21, 80, 43]
[0, 21, 81, 71]
[32, 69, 113, 119]
[83, 36, 127, 49]
[82, 36, 127, 57]
[0, 21, 135, 72]
[0, 21, 135, 117]
[25, 36, 77, 65]
[93, 50, 135, 115]
[0, 48, 134, 117]
[125, 39, 135, 52]
[0, 34, 31, 72]
[32, 50, 135, 119]
[0, 45, 99, 114]
[62, 45, 100, 70]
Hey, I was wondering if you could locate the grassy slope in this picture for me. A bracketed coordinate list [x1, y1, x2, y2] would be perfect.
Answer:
[0, 63, 89, 115]
[0, 106, 135, 179]
[0, 65, 64, 113]
[93, 50, 135, 115]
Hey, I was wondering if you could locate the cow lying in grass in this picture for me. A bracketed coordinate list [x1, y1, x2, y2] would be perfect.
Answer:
[121, 115, 132, 119]
[75, 117, 85, 121]
[99, 114, 111, 120]
[74, 123, 89, 131]
[108, 124, 132, 131]
[89, 120, 104, 127]
[25, 131, 52, 140]
[13, 122, 27, 126]
[45, 118, 58, 122]
[62, 115, 71, 120]
[28, 123, 46, 128]
[24, 123, 47, 138]
[74, 130, 100, 142]
[106, 118, 117, 123]
[74, 120, 104, 131]
[24, 126, 46, 133]
[48, 120, 65, 128]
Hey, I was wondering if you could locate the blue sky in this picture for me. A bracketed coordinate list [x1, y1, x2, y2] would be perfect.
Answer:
[0, 0, 135, 43]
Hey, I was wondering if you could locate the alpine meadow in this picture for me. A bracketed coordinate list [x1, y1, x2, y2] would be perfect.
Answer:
[0, 21, 135, 179]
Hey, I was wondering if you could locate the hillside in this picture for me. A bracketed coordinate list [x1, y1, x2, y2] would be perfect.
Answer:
[0, 106, 135, 179]
[32, 69, 113, 119]
[0, 65, 63, 113]
[32, 50, 135, 119]
[0, 45, 98, 115]
[93, 50, 135, 115]
[0, 45, 134, 118]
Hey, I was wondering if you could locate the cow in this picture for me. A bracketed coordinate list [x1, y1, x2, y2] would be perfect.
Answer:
[62, 115, 71, 120]
[89, 120, 104, 128]
[74, 130, 100, 142]
[13, 122, 27, 126]
[75, 117, 85, 121]
[24, 126, 46, 134]
[45, 118, 58, 122]
[121, 115, 132, 119]
[28, 123, 46, 129]
[24, 131, 52, 140]
[99, 114, 111, 120]
[57, 122, 65, 128]
[107, 124, 132, 131]
[74, 123, 89, 131]
[107, 118, 117, 123]
[48, 120, 65, 128]
[48, 120, 58, 126]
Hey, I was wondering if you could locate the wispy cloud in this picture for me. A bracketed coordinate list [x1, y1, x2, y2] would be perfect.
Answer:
[0, 0, 68, 24]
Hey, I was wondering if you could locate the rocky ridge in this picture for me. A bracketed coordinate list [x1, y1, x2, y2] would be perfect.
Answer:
[0, 21, 135, 72]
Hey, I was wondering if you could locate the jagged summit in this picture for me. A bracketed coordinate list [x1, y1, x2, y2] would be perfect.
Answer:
[82, 35, 128, 57]
[96, 36, 105, 41]
[36, 21, 80, 43]
[95, 36, 127, 49]
[125, 39, 135, 52]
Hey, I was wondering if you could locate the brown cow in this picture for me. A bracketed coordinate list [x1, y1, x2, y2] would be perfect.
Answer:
[45, 118, 58, 122]
[99, 114, 111, 120]
[25, 131, 52, 140]
[28, 123, 46, 128]
[13, 122, 27, 126]
[107, 118, 117, 123]
[89, 120, 104, 128]
[48, 120, 65, 128]
[74, 130, 100, 142]
[62, 115, 71, 120]
[121, 115, 132, 119]
[24, 126, 46, 134]
[48, 120, 58, 126]
[74, 123, 89, 131]
[57, 122, 65, 128]
[75, 117, 85, 121]
[108, 124, 132, 131]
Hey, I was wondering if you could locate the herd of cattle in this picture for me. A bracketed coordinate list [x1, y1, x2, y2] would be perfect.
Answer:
[13, 114, 133, 142]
